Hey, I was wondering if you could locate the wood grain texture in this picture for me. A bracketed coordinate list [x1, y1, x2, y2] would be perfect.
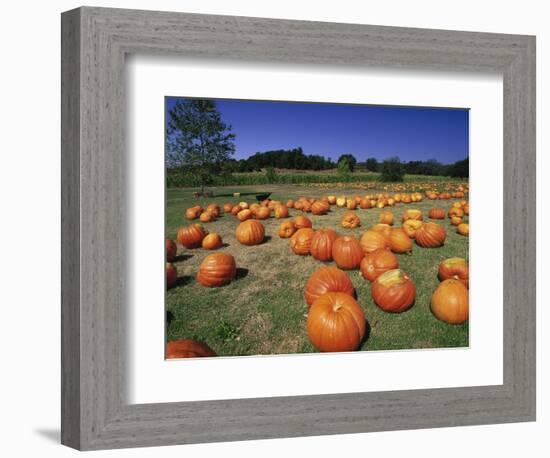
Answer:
[61, 6, 536, 450]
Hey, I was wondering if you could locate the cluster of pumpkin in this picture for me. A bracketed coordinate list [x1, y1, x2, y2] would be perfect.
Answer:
[165, 192, 469, 357]
[303, 253, 469, 352]
[310, 181, 468, 195]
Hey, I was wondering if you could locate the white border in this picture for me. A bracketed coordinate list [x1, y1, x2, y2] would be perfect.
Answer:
[126, 56, 503, 404]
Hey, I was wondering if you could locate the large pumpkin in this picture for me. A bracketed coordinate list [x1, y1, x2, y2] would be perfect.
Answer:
[236, 220, 265, 246]
[401, 219, 423, 238]
[166, 339, 216, 358]
[310, 228, 339, 261]
[166, 238, 177, 262]
[185, 205, 202, 220]
[278, 220, 296, 238]
[304, 266, 355, 306]
[237, 209, 253, 221]
[438, 257, 469, 288]
[428, 208, 446, 219]
[369, 223, 392, 240]
[371, 269, 416, 313]
[307, 292, 366, 352]
[166, 262, 177, 288]
[431, 279, 469, 324]
[359, 230, 389, 254]
[332, 236, 364, 270]
[415, 222, 447, 248]
[274, 204, 289, 218]
[388, 228, 413, 254]
[360, 248, 399, 282]
[255, 206, 271, 220]
[176, 224, 206, 249]
[402, 209, 423, 222]
[379, 211, 394, 225]
[341, 211, 361, 229]
[202, 233, 223, 250]
[457, 223, 469, 236]
[311, 201, 329, 215]
[294, 215, 313, 229]
[196, 252, 236, 287]
[290, 228, 315, 255]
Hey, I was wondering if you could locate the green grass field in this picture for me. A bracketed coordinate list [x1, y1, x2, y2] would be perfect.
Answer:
[166, 184, 469, 356]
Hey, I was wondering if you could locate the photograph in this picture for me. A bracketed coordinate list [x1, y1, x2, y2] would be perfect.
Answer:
[164, 97, 470, 358]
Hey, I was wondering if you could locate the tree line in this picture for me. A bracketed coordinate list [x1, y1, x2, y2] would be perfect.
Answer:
[166, 98, 468, 192]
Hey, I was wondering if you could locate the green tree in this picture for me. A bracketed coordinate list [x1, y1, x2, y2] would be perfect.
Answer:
[166, 98, 236, 194]
[380, 156, 405, 182]
[337, 154, 357, 172]
[365, 157, 379, 172]
[337, 156, 352, 180]
[265, 166, 278, 183]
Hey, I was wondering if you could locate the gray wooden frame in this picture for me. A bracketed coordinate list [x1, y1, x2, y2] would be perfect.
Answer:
[61, 6, 536, 451]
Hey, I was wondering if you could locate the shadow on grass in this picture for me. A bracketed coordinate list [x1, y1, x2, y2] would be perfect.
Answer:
[235, 268, 249, 280]
[174, 254, 193, 262]
[361, 319, 372, 347]
[166, 310, 175, 327]
[173, 275, 193, 288]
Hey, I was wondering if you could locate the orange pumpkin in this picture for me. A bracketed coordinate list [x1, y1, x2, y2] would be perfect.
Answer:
[278, 220, 296, 238]
[206, 204, 220, 217]
[166, 262, 177, 288]
[388, 228, 413, 254]
[370, 223, 392, 240]
[450, 216, 463, 226]
[311, 201, 329, 215]
[415, 222, 447, 248]
[428, 208, 446, 219]
[336, 196, 347, 207]
[371, 269, 416, 313]
[255, 206, 271, 220]
[304, 266, 355, 306]
[379, 211, 394, 225]
[237, 209, 253, 221]
[201, 233, 223, 250]
[294, 215, 313, 230]
[274, 204, 289, 218]
[360, 230, 389, 254]
[199, 211, 214, 223]
[346, 198, 357, 210]
[166, 238, 177, 262]
[166, 339, 216, 358]
[223, 203, 233, 213]
[231, 205, 241, 216]
[402, 209, 423, 222]
[176, 224, 206, 249]
[307, 292, 366, 352]
[236, 220, 265, 246]
[438, 257, 469, 288]
[358, 198, 371, 209]
[448, 207, 464, 218]
[286, 199, 295, 208]
[401, 219, 423, 238]
[457, 223, 469, 236]
[310, 228, 339, 261]
[196, 252, 236, 287]
[185, 205, 202, 220]
[332, 236, 364, 270]
[341, 211, 361, 229]
[462, 204, 470, 215]
[290, 228, 315, 255]
[360, 248, 399, 282]
[327, 195, 337, 205]
[431, 279, 469, 324]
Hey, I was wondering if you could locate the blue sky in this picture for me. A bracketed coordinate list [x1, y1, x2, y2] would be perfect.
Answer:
[165, 97, 469, 164]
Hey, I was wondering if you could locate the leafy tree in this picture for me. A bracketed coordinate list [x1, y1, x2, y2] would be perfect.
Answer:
[337, 156, 352, 179]
[337, 154, 357, 172]
[365, 157, 379, 173]
[265, 166, 278, 183]
[166, 98, 235, 194]
[380, 156, 405, 182]
[448, 157, 469, 178]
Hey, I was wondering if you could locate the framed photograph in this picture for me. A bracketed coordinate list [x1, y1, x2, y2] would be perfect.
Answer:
[61, 6, 536, 450]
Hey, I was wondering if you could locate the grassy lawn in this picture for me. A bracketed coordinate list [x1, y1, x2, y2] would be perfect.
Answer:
[166, 184, 469, 356]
